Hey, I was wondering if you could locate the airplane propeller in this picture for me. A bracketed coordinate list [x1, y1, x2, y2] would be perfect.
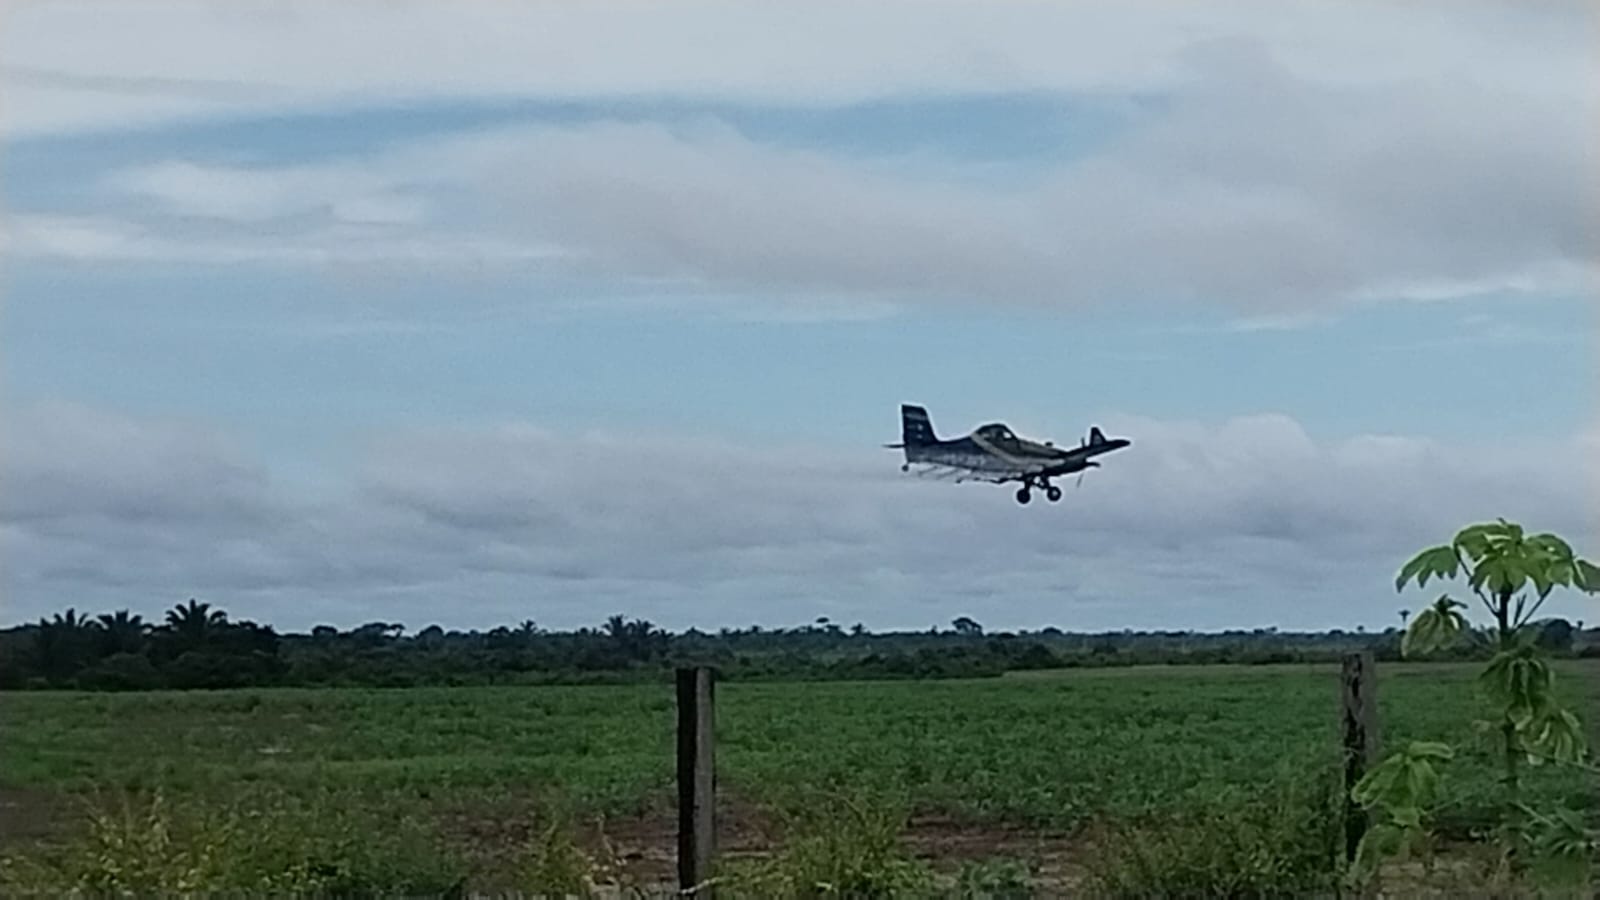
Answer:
[1076, 461, 1100, 488]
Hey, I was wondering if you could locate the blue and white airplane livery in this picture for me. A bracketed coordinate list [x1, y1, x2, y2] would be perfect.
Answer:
[886, 404, 1131, 504]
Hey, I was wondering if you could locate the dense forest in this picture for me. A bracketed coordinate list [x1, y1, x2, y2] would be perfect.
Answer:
[1, 599, 1590, 691]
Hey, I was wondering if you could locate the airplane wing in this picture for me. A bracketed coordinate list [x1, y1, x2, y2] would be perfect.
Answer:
[904, 461, 1030, 485]
[968, 433, 1061, 479]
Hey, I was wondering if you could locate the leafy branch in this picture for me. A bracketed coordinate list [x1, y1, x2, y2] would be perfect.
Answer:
[1363, 519, 1600, 887]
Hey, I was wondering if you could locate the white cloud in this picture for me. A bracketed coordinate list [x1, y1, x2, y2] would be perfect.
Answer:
[73, 49, 1600, 314]
[6, 2, 1594, 316]
[110, 160, 401, 223]
[0, 213, 567, 267]
[4, 1, 1593, 138]
[3, 402, 1593, 632]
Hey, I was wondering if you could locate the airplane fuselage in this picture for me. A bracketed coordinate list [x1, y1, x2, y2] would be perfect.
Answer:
[905, 435, 1112, 478]
[891, 404, 1131, 503]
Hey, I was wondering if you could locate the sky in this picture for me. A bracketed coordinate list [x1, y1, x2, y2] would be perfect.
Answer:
[1, 0, 1596, 635]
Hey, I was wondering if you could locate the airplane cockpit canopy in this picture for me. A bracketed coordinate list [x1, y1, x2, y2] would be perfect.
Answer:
[976, 423, 1016, 443]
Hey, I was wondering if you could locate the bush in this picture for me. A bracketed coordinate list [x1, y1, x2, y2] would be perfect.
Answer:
[1083, 776, 1344, 897]
[0, 787, 466, 896]
[952, 856, 1033, 898]
[721, 786, 935, 897]
[515, 802, 633, 897]
[78, 652, 165, 691]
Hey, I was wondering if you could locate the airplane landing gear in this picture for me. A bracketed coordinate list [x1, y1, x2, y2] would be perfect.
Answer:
[1015, 476, 1061, 505]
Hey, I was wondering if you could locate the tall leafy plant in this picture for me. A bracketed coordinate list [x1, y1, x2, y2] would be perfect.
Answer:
[1352, 519, 1599, 882]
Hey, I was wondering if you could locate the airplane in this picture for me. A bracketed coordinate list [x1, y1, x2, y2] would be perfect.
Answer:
[885, 404, 1131, 504]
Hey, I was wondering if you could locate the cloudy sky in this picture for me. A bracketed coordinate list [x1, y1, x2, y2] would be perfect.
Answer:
[2, 0, 1596, 634]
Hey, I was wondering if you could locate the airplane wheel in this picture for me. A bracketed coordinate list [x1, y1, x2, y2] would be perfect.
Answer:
[1046, 485, 1062, 502]
[1016, 487, 1031, 504]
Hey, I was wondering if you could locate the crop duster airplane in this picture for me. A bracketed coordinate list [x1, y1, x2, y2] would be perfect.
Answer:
[885, 404, 1131, 504]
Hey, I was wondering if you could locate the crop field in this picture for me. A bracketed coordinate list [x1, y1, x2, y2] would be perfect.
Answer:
[3, 660, 1597, 894]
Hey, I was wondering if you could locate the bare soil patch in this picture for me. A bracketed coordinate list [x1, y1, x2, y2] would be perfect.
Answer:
[0, 786, 75, 848]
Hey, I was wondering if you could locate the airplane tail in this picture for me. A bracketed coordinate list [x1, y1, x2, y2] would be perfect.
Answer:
[900, 404, 938, 447]
[882, 403, 938, 449]
[1085, 425, 1130, 453]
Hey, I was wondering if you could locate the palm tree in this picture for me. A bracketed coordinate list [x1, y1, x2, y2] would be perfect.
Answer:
[34, 608, 101, 680]
[603, 614, 624, 635]
[164, 599, 227, 651]
[1399, 608, 1411, 627]
[96, 610, 148, 655]
[42, 608, 92, 629]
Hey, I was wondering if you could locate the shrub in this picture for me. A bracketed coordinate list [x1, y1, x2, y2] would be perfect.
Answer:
[1083, 777, 1344, 897]
[0, 786, 466, 896]
[720, 786, 936, 897]
[517, 803, 631, 898]
[952, 856, 1033, 898]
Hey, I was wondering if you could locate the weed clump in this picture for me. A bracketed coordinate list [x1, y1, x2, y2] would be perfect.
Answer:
[1083, 777, 1344, 898]
[0, 786, 466, 896]
[720, 786, 936, 897]
[516, 803, 636, 898]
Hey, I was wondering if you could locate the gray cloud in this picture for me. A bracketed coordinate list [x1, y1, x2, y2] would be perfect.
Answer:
[3, 403, 1593, 633]
[479, 39, 1596, 312]
[63, 31, 1597, 318]
[5, 1, 1592, 138]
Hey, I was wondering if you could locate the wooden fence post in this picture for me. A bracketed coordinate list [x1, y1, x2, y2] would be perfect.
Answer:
[677, 667, 716, 896]
[1340, 651, 1379, 861]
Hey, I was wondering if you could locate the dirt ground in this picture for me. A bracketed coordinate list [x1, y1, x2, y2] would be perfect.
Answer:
[3, 783, 1091, 893]
[1, 785, 1566, 897]
[0, 786, 73, 847]
[431, 789, 1089, 889]
[565, 806, 1091, 889]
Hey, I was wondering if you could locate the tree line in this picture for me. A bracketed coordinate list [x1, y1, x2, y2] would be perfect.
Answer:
[0, 601, 1589, 691]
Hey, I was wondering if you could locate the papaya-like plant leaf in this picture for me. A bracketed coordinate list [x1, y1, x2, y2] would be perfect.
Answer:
[1406, 741, 1455, 761]
[1352, 741, 1452, 813]
[1454, 523, 1503, 560]
[1402, 596, 1467, 658]
[1521, 804, 1597, 885]
[1396, 545, 1459, 592]
[1575, 559, 1600, 594]
[1352, 822, 1412, 882]
[1527, 533, 1575, 563]
[1524, 709, 1589, 765]
[1481, 646, 1555, 729]
[1349, 741, 1453, 876]
[1526, 564, 1553, 600]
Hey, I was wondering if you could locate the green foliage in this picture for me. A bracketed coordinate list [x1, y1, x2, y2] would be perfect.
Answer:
[951, 857, 1033, 898]
[3, 596, 1532, 693]
[1396, 545, 1462, 592]
[1084, 776, 1344, 897]
[1379, 519, 1600, 886]
[3, 663, 1594, 891]
[719, 787, 936, 898]
[1402, 595, 1470, 657]
[1399, 520, 1600, 609]
[1474, 636, 1588, 765]
[1349, 741, 1455, 880]
[516, 805, 627, 898]
[1519, 803, 1600, 886]
[0, 787, 466, 896]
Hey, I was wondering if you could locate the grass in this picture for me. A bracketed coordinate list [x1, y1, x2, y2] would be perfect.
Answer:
[2, 660, 1596, 892]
